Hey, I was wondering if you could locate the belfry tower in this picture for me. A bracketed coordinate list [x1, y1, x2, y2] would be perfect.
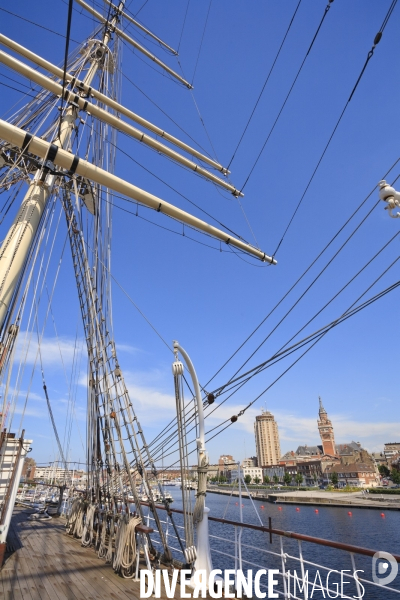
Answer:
[317, 397, 336, 456]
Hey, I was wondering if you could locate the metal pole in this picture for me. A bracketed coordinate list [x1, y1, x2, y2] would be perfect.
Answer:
[173, 341, 214, 585]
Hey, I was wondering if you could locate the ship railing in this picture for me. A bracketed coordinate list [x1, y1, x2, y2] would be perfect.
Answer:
[141, 502, 400, 599]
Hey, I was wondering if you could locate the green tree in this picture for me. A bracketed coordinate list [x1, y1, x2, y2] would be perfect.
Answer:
[330, 471, 339, 486]
[378, 464, 390, 477]
[219, 474, 227, 484]
[273, 475, 279, 484]
[283, 472, 291, 486]
[244, 474, 252, 485]
[391, 469, 400, 485]
[295, 473, 303, 487]
[254, 476, 261, 484]
[264, 475, 270, 484]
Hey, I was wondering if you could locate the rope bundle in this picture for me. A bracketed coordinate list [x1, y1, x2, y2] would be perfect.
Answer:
[81, 503, 97, 547]
[105, 515, 115, 564]
[113, 514, 141, 578]
[65, 497, 86, 538]
[97, 513, 108, 558]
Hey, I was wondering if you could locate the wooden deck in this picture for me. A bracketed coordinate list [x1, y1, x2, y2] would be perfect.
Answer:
[0, 508, 171, 600]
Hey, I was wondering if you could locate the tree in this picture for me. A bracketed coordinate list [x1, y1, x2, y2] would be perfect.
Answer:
[273, 475, 279, 484]
[391, 469, 400, 485]
[264, 475, 270, 484]
[379, 464, 390, 477]
[313, 473, 318, 483]
[254, 477, 261, 485]
[244, 475, 252, 485]
[283, 472, 291, 485]
[330, 471, 339, 486]
[295, 473, 303, 487]
[219, 474, 227, 484]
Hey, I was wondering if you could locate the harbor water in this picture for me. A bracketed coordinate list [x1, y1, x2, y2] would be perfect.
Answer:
[156, 487, 400, 599]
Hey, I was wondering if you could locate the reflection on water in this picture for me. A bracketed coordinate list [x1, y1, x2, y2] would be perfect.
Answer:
[156, 487, 400, 599]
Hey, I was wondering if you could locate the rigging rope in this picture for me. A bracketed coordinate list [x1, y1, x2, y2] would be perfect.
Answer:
[191, 0, 212, 86]
[0, 7, 80, 43]
[203, 161, 400, 388]
[239, 0, 334, 193]
[209, 245, 400, 402]
[144, 223, 400, 468]
[227, 0, 302, 169]
[177, 0, 190, 54]
[272, 0, 398, 255]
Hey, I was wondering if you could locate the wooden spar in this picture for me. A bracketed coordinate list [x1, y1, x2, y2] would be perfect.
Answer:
[0, 50, 241, 195]
[103, 0, 178, 55]
[74, 0, 192, 89]
[0, 120, 277, 264]
[0, 36, 229, 174]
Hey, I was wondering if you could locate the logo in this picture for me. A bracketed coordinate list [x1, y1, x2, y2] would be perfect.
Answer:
[372, 551, 398, 586]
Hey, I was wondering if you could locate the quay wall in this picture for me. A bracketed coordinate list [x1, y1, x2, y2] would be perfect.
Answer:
[206, 487, 400, 511]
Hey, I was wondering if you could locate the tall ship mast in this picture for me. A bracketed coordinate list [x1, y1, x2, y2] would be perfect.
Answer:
[0, 0, 276, 573]
[0, 1, 399, 596]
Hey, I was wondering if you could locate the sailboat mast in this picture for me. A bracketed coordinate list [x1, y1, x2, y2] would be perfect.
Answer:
[0, 2, 124, 334]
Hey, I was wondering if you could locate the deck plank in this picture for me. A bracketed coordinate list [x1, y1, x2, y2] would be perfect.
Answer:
[0, 508, 174, 600]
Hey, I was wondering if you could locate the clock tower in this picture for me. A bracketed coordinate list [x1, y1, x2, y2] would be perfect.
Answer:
[317, 397, 336, 456]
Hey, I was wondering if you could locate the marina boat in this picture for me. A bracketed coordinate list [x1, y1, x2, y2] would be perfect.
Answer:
[0, 1, 399, 597]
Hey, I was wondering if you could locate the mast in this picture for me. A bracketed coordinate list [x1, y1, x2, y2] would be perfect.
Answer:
[0, 0, 276, 571]
[0, 4, 123, 334]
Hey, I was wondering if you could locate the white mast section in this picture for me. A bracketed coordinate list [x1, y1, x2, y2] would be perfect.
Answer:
[103, 0, 178, 55]
[74, 0, 193, 89]
[0, 8, 122, 331]
[0, 35, 228, 174]
[0, 51, 241, 195]
[0, 120, 277, 264]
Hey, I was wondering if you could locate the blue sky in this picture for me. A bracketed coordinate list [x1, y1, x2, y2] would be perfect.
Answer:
[0, 1, 399, 468]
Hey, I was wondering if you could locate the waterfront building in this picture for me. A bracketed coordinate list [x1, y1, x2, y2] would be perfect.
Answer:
[218, 455, 237, 481]
[263, 465, 285, 482]
[384, 442, 400, 462]
[242, 466, 263, 482]
[230, 464, 263, 483]
[34, 465, 85, 483]
[254, 410, 281, 467]
[325, 463, 379, 488]
[206, 465, 220, 480]
[281, 399, 376, 475]
[242, 456, 258, 468]
[371, 452, 388, 468]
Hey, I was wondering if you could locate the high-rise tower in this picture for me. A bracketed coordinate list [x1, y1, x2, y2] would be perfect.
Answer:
[254, 410, 281, 467]
[317, 397, 336, 456]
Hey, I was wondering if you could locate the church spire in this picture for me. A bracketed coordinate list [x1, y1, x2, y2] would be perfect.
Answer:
[319, 396, 326, 415]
